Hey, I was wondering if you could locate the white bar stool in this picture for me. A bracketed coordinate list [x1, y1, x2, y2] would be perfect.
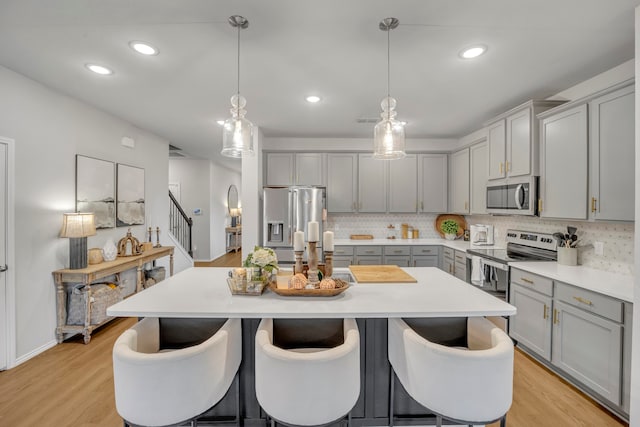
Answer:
[112, 317, 242, 427]
[388, 317, 514, 427]
[255, 318, 360, 426]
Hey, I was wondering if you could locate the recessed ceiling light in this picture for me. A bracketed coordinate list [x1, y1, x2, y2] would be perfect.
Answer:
[216, 120, 225, 126]
[85, 64, 113, 75]
[305, 95, 321, 103]
[129, 41, 158, 56]
[459, 45, 487, 59]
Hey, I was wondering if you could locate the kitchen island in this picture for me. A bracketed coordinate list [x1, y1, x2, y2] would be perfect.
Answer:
[107, 267, 515, 426]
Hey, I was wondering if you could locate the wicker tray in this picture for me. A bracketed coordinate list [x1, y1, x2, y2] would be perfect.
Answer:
[268, 278, 349, 297]
[227, 277, 268, 296]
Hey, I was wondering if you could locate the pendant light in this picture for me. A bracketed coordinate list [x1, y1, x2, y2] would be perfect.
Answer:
[221, 15, 254, 158]
[373, 17, 406, 160]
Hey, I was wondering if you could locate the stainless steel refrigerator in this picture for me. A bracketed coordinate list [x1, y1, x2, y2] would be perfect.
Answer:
[263, 186, 325, 263]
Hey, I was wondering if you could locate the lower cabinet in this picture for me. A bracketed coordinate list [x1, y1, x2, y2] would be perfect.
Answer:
[412, 255, 438, 267]
[355, 246, 383, 265]
[453, 250, 467, 282]
[509, 268, 630, 415]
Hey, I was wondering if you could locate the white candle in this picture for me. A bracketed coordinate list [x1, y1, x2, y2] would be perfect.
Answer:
[323, 231, 334, 251]
[308, 221, 319, 242]
[294, 231, 305, 251]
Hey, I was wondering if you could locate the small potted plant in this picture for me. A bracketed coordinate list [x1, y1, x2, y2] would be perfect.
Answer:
[441, 219, 459, 240]
[243, 246, 279, 282]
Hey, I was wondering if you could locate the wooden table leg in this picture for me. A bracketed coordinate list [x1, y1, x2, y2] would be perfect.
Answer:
[136, 265, 143, 293]
[54, 279, 65, 344]
[170, 253, 174, 276]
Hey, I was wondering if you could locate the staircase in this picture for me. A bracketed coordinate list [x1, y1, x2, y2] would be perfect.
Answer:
[168, 190, 193, 257]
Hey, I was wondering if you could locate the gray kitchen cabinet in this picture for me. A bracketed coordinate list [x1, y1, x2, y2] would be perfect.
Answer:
[450, 148, 469, 214]
[265, 153, 295, 185]
[384, 246, 411, 267]
[332, 245, 354, 267]
[509, 282, 553, 361]
[453, 250, 467, 282]
[389, 155, 418, 213]
[358, 154, 388, 213]
[551, 300, 622, 405]
[486, 100, 564, 181]
[327, 153, 358, 213]
[441, 247, 455, 275]
[588, 83, 635, 221]
[355, 246, 383, 265]
[411, 246, 440, 267]
[417, 154, 448, 213]
[469, 141, 488, 214]
[487, 120, 506, 180]
[265, 152, 325, 186]
[539, 104, 588, 219]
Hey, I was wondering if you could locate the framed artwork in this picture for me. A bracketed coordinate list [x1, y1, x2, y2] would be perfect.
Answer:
[76, 155, 115, 229]
[116, 163, 145, 227]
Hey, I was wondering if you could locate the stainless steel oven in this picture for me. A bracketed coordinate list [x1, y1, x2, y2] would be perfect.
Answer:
[486, 176, 538, 216]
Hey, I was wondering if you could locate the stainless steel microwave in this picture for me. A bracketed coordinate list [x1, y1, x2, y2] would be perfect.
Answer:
[486, 176, 538, 216]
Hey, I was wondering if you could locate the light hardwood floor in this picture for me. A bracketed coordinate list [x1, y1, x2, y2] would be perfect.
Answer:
[0, 252, 627, 427]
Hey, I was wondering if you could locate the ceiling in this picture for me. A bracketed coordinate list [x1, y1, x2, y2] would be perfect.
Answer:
[0, 0, 639, 170]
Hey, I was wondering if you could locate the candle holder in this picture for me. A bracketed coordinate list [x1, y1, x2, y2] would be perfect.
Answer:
[294, 250, 304, 274]
[306, 241, 320, 287]
[324, 251, 333, 278]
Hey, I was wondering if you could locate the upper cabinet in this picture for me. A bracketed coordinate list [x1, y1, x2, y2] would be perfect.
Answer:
[589, 84, 635, 221]
[389, 155, 418, 213]
[486, 100, 565, 181]
[358, 154, 388, 213]
[327, 153, 358, 213]
[539, 81, 634, 221]
[418, 154, 448, 213]
[450, 148, 469, 214]
[539, 104, 589, 219]
[265, 153, 325, 186]
[469, 141, 488, 214]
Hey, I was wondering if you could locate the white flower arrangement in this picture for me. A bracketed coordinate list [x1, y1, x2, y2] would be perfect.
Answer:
[243, 246, 279, 274]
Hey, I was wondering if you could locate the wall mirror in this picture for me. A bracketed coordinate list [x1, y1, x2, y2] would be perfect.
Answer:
[227, 185, 239, 213]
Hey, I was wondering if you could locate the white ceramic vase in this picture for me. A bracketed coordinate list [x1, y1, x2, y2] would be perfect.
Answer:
[557, 247, 577, 266]
[102, 238, 118, 262]
[444, 233, 456, 241]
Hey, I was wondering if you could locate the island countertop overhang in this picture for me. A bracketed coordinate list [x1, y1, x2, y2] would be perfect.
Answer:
[107, 267, 516, 319]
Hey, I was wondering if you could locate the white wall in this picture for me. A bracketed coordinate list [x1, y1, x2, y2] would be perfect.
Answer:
[0, 65, 172, 364]
[168, 158, 211, 261]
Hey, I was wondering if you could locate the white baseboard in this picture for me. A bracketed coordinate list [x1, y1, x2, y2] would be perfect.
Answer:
[13, 339, 57, 368]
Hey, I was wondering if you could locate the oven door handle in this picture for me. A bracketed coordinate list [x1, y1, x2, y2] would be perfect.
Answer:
[477, 257, 509, 272]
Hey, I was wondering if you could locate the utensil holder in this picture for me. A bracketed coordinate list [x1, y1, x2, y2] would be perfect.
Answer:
[557, 247, 577, 266]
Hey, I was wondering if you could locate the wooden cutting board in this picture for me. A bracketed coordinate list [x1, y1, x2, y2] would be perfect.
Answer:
[349, 265, 417, 283]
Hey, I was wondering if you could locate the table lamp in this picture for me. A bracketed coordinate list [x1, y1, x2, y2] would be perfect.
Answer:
[60, 212, 97, 269]
[230, 208, 239, 227]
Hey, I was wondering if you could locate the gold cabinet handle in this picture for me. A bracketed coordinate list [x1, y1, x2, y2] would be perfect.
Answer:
[521, 278, 534, 284]
[573, 296, 593, 306]
[553, 309, 559, 325]
[464, 201, 468, 211]
[394, 250, 402, 254]
[365, 250, 374, 254]
[506, 161, 510, 172]
[500, 162, 503, 174]
[335, 250, 345, 254]
[591, 197, 597, 213]
[538, 199, 542, 212]
[543, 304, 549, 320]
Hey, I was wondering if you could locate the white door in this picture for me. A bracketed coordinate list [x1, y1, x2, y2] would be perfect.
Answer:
[0, 141, 8, 370]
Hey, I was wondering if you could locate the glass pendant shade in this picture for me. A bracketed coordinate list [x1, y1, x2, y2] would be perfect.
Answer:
[222, 94, 254, 158]
[373, 96, 405, 159]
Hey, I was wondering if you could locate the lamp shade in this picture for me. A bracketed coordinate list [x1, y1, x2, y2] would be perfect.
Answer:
[230, 208, 240, 217]
[60, 213, 97, 238]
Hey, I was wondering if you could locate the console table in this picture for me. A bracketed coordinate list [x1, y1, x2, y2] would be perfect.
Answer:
[52, 246, 174, 344]
[225, 226, 242, 253]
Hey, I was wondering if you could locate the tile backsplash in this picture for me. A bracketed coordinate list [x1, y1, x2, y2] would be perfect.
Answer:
[327, 213, 634, 276]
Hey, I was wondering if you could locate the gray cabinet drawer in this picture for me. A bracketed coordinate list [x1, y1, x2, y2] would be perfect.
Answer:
[384, 246, 410, 256]
[355, 255, 383, 265]
[555, 281, 623, 323]
[356, 246, 383, 256]
[412, 246, 438, 256]
[511, 268, 553, 297]
[443, 247, 454, 259]
[333, 246, 354, 256]
[454, 250, 466, 264]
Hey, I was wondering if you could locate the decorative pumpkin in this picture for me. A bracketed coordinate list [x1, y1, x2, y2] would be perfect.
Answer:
[319, 278, 336, 290]
[289, 273, 308, 290]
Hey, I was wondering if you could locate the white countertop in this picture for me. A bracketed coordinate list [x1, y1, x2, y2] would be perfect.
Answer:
[509, 261, 634, 303]
[334, 238, 505, 251]
[107, 267, 516, 319]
